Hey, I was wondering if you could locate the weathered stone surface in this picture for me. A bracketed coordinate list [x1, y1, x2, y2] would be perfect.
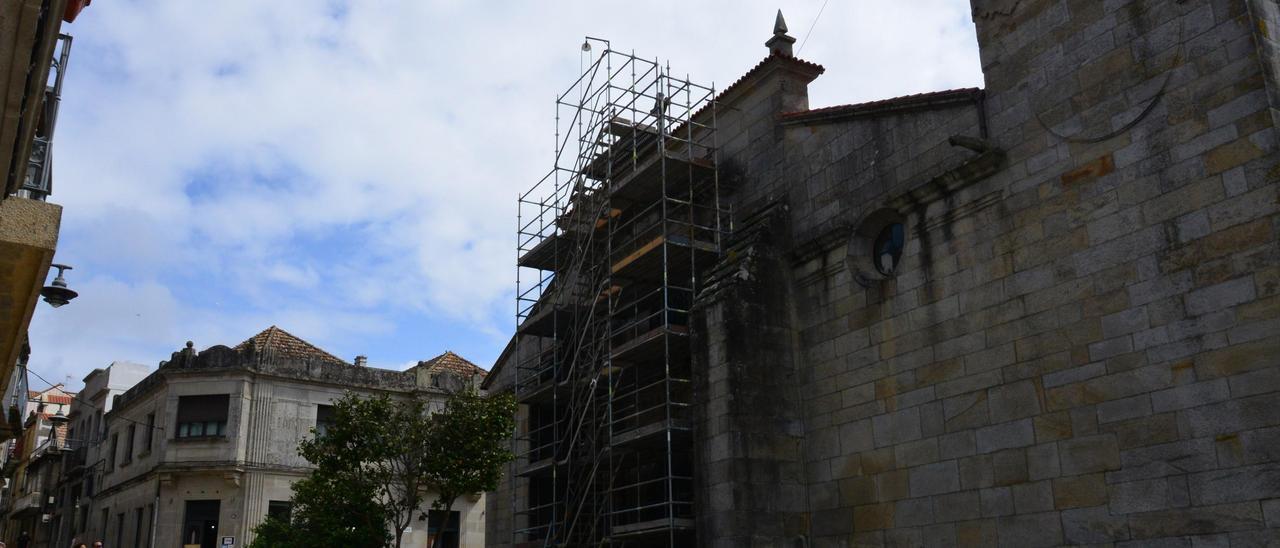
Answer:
[1061, 505, 1131, 544]
[877, 469, 911, 502]
[933, 490, 981, 523]
[992, 448, 1029, 487]
[894, 497, 935, 528]
[1178, 393, 1280, 438]
[873, 407, 924, 447]
[1108, 476, 1189, 515]
[1101, 412, 1180, 450]
[1110, 438, 1220, 483]
[1264, 498, 1280, 528]
[958, 453, 994, 490]
[1149, 378, 1230, 413]
[939, 430, 977, 460]
[909, 460, 961, 498]
[1186, 464, 1280, 506]
[1053, 473, 1108, 509]
[1026, 442, 1061, 481]
[987, 380, 1042, 422]
[489, 0, 1280, 544]
[1011, 480, 1055, 513]
[1059, 434, 1122, 475]
[1217, 426, 1280, 468]
[853, 503, 895, 531]
[955, 519, 997, 547]
[996, 512, 1064, 547]
[1126, 502, 1264, 539]
[1097, 394, 1153, 424]
[980, 486, 1013, 518]
[976, 419, 1036, 454]
[839, 475, 877, 506]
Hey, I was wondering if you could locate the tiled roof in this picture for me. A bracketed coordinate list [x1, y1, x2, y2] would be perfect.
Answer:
[716, 52, 825, 103]
[234, 326, 349, 366]
[684, 53, 826, 129]
[419, 351, 487, 377]
[29, 387, 74, 404]
[779, 87, 983, 125]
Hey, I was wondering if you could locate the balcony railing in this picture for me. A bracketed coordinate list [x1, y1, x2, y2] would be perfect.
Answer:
[30, 437, 67, 461]
[64, 443, 87, 469]
[12, 490, 42, 514]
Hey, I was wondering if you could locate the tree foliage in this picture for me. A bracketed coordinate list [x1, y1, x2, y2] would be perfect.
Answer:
[423, 387, 517, 548]
[249, 387, 517, 548]
[249, 471, 388, 548]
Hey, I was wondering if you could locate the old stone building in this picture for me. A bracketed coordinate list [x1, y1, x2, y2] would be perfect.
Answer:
[0, 383, 74, 546]
[52, 360, 150, 548]
[489, 0, 1280, 546]
[64, 327, 488, 548]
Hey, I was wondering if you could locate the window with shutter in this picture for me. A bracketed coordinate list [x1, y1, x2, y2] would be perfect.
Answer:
[175, 395, 230, 439]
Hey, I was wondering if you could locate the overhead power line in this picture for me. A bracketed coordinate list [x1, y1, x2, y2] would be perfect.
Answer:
[798, 0, 831, 54]
[24, 365, 165, 433]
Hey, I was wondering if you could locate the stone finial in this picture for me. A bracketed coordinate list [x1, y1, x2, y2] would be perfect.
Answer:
[766, 9, 796, 57]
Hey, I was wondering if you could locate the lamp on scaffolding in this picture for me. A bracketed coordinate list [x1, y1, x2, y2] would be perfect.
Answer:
[582, 36, 609, 53]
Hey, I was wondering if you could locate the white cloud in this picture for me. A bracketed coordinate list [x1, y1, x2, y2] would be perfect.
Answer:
[31, 1, 983, 380]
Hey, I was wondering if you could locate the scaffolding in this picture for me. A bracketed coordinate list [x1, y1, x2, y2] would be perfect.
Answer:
[513, 43, 723, 547]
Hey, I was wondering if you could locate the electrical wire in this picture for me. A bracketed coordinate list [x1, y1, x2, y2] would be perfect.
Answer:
[24, 365, 165, 433]
[798, 0, 830, 54]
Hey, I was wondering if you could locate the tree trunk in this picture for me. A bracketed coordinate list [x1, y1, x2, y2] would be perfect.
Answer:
[429, 499, 455, 548]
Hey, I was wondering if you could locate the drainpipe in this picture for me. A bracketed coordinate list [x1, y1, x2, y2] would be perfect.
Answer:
[148, 477, 159, 548]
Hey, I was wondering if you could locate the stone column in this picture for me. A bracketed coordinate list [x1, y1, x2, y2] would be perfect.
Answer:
[691, 204, 808, 547]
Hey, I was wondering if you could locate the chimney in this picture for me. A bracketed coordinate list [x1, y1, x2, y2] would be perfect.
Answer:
[354, 355, 367, 367]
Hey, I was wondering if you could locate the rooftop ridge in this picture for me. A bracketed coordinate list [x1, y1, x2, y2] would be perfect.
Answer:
[233, 325, 349, 366]
[419, 350, 488, 377]
[779, 87, 984, 125]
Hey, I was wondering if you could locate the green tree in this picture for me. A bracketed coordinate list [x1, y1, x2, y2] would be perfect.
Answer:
[249, 387, 517, 548]
[250, 393, 427, 548]
[249, 472, 388, 548]
[423, 387, 516, 548]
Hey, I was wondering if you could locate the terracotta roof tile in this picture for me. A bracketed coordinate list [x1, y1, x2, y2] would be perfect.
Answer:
[714, 52, 825, 104]
[234, 326, 349, 366]
[419, 351, 487, 377]
[682, 53, 826, 131]
[779, 87, 983, 125]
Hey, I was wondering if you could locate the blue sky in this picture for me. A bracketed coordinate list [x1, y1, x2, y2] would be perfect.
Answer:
[26, 1, 984, 389]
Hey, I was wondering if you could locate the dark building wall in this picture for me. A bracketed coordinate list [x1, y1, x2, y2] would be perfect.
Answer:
[701, 0, 1280, 546]
[483, 342, 518, 547]
[692, 203, 807, 547]
[493, 0, 1280, 545]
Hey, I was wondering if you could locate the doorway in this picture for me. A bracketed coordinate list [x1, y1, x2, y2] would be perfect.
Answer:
[181, 500, 220, 548]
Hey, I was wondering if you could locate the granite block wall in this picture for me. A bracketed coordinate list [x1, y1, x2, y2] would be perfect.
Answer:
[713, 0, 1280, 545]
[492, 0, 1280, 545]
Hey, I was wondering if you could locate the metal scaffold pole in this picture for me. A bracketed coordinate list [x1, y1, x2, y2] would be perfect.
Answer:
[514, 42, 722, 547]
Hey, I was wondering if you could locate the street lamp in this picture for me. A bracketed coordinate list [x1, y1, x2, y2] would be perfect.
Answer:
[40, 264, 78, 308]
